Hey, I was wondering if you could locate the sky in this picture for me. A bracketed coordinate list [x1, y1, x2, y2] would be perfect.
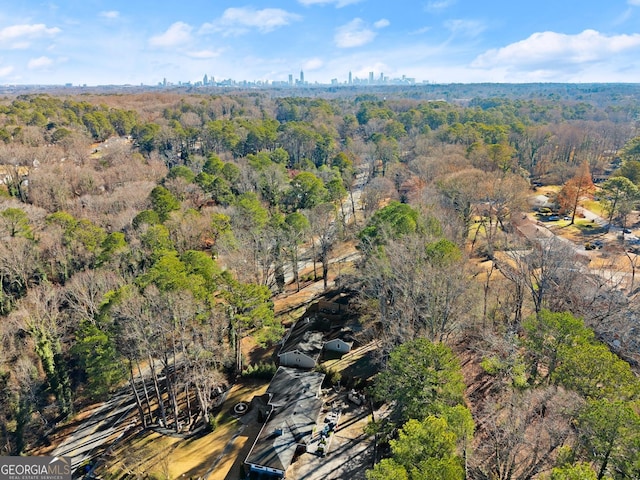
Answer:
[2, 0, 640, 85]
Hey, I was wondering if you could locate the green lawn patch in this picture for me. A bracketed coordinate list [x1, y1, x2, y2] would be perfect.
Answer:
[573, 219, 606, 235]
[582, 199, 607, 217]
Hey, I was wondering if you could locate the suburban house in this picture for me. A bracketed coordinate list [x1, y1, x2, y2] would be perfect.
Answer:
[245, 367, 325, 478]
[245, 296, 355, 477]
[529, 194, 555, 211]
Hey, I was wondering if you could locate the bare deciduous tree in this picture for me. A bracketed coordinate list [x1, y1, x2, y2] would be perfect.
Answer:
[64, 269, 125, 325]
[357, 234, 476, 355]
[471, 387, 583, 480]
[309, 203, 338, 291]
[361, 177, 396, 219]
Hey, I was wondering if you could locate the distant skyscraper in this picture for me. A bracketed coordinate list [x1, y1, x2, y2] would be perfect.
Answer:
[300, 70, 304, 84]
[348, 71, 352, 84]
[380, 72, 384, 83]
[203, 74, 208, 85]
[288, 74, 293, 85]
[369, 72, 374, 84]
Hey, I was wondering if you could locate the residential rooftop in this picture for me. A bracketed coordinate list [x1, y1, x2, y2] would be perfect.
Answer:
[245, 367, 326, 476]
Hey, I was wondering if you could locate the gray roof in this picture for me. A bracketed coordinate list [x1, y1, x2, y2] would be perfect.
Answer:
[278, 318, 326, 360]
[245, 367, 325, 473]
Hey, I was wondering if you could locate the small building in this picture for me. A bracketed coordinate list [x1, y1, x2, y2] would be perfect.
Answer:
[529, 194, 554, 211]
[323, 325, 356, 354]
[245, 367, 325, 478]
[324, 337, 352, 354]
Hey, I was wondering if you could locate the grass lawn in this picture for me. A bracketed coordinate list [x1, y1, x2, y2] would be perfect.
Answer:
[558, 219, 606, 239]
[101, 380, 270, 480]
[582, 199, 607, 217]
[573, 219, 606, 235]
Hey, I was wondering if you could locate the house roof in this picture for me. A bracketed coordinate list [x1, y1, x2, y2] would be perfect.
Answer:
[278, 317, 327, 361]
[245, 367, 325, 473]
[324, 324, 357, 344]
[530, 194, 553, 207]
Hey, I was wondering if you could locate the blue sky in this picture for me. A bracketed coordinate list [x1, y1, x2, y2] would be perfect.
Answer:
[2, 0, 640, 85]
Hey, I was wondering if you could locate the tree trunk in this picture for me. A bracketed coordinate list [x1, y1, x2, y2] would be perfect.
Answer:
[185, 384, 192, 428]
[625, 250, 637, 294]
[349, 188, 356, 216]
[312, 241, 318, 281]
[128, 360, 147, 428]
[597, 446, 613, 480]
[195, 384, 210, 425]
[322, 249, 329, 291]
[570, 187, 581, 225]
[292, 249, 300, 292]
[163, 352, 180, 432]
[236, 331, 243, 373]
[148, 355, 167, 428]
[483, 263, 495, 329]
[136, 358, 153, 423]
[606, 197, 618, 233]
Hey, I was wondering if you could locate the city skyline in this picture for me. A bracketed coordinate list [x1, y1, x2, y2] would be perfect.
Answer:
[155, 69, 415, 89]
[3, 1, 640, 86]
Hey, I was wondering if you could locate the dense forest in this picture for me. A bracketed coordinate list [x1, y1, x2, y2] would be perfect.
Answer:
[1, 85, 640, 479]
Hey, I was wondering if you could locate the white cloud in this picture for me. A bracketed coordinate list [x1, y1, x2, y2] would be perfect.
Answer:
[28, 56, 53, 69]
[410, 26, 431, 35]
[187, 49, 222, 59]
[628, 0, 640, 5]
[99, 11, 120, 19]
[426, 0, 456, 12]
[202, 8, 301, 36]
[335, 18, 377, 48]
[473, 29, 640, 68]
[0, 65, 14, 77]
[149, 22, 193, 47]
[303, 58, 324, 70]
[444, 19, 486, 37]
[0, 24, 61, 43]
[298, 0, 362, 7]
[374, 19, 390, 29]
